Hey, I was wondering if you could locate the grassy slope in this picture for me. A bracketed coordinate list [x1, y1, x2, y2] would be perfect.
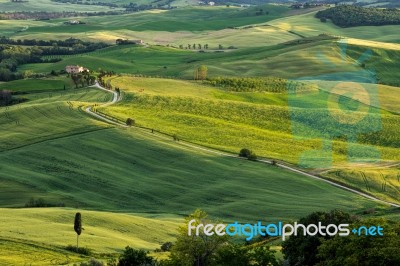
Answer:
[20, 39, 400, 86]
[0, 80, 386, 220]
[17, 5, 290, 32]
[17, 40, 353, 77]
[0, 86, 111, 151]
[0, 208, 180, 255]
[0, 127, 383, 221]
[8, 5, 297, 46]
[0, 77, 74, 93]
[100, 77, 400, 203]
[0, 237, 84, 266]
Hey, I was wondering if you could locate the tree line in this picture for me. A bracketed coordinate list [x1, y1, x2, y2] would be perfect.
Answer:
[0, 10, 131, 20]
[316, 5, 400, 27]
[0, 36, 108, 48]
[0, 37, 109, 55]
[0, 38, 108, 81]
[206, 77, 310, 93]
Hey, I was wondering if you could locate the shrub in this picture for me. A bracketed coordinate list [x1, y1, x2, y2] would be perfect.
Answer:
[247, 153, 258, 161]
[239, 148, 257, 160]
[78, 258, 104, 266]
[118, 246, 154, 266]
[126, 118, 135, 126]
[65, 245, 92, 256]
[239, 148, 252, 158]
[160, 242, 173, 252]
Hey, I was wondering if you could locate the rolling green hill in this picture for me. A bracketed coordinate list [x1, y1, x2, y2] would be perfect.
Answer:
[18, 39, 400, 86]
[0, 208, 180, 265]
[0, 83, 387, 221]
[1, 126, 383, 220]
[0, 86, 111, 151]
[1, 1, 399, 263]
[100, 77, 400, 204]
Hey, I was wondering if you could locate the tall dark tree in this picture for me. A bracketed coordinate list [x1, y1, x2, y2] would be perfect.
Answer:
[0, 90, 12, 106]
[74, 212, 82, 249]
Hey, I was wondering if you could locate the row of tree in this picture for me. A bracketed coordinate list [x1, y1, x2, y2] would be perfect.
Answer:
[316, 5, 400, 27]
[0, 36, 109, 49]
[0, 11, 129, 20]
[206, 76, 290, 93]
[179, 44, 209, 50]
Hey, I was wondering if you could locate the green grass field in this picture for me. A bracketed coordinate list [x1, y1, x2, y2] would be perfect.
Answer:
[0, 85, 111, 151]
[0, 81, 396, 263]
[6, 5, 299, 48]
[8, 5, 290, 39]
[0, 208, 180, 265]
[1, 80, 388, 218]
[1, 2, 400, 263]
[2, 83, 390, 262]
[19, 38, 400, 87]
[0, 77, 74, 93]
[1, 126, 384, 220]
[99, 77, 400, 204]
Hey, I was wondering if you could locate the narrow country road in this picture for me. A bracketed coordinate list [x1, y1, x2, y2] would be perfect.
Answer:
[85, 82, 126, 127]
[86, 82, 400, 208]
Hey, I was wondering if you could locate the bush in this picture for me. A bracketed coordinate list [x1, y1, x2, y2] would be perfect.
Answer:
[160, 242, 173, 252]
[77, 258, 104, 266]
[65, 245, 92, 256]
[126, 118, 135, 126]
[25, 197, 65, 208]
[239, 148, 252, 158]
[239, 148, 257, 160]
[247, 153, 258, 161]
[118, 246, 154, 266]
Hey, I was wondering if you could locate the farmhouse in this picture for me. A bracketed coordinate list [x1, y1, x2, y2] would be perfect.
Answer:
[65, 65, 89, 74]
[64, 20, 85, 25]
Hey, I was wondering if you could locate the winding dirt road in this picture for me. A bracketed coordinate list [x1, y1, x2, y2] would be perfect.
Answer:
[85, 83, 400, 208]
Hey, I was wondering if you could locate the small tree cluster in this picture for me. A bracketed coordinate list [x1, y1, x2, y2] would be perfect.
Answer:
[239, 148, 258, 161]
[194, 65, 208, 80]
[126, 118, 135, 126]
[0, 90, 12, 106]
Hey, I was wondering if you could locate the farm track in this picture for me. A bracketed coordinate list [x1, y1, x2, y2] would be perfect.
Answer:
[86, 82, 400, 208]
